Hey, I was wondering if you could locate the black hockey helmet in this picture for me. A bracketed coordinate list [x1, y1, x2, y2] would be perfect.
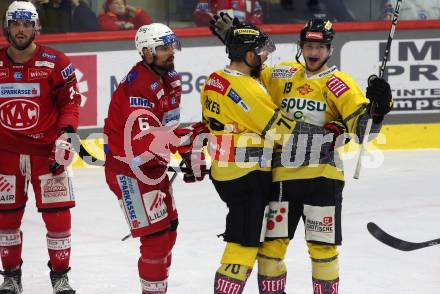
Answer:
[299, 18, 334, 47]
[225, 23, 275, 61]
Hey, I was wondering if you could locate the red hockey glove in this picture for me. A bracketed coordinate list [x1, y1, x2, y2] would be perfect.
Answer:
[324, 120, 349, 149]
[174, 122, 209, 154]
[49, 126, 75, 175]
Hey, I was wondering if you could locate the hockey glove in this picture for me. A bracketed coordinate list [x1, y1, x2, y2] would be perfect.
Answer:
[366, 75, 393, 123]
[49, 126, 75, 175]
[174, 122, 209, 183]
[324, 120, 349, 149]
[174, 122, 209, 154]
[180, 151, 207, 183]
[209, 12, 241, 44]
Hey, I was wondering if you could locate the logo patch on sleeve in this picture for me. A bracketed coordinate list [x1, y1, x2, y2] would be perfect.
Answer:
[326, 75, 349, 97]
[227, 89, 250, 112]
[61, 63, 75, 80]
[205, 73, 230, 95]
[150, 81, 160, 91]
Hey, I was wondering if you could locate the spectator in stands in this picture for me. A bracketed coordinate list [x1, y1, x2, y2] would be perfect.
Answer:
[0, 1, 14, 37]
[31, 0, 98, 34]
[306, 0, 354, 21]
[70, 0, 99, 32]
[281, 0, 294, 11]
[383, 0, 440, 20]
[98, 0, 152, 31]
[193, 0, 263, 26]
[32, 0, 71, 34]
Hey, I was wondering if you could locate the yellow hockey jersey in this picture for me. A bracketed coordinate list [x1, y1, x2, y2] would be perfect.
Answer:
[201, 67, 293, 181]
[260, 62, 370, 182]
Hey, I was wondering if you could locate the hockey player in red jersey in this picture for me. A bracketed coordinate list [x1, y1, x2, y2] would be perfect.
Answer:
[104, 23, 207, 294]
[0, 1, 81, 294]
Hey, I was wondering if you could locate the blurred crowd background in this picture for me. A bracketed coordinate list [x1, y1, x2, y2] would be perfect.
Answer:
[0, 0, 439, 34]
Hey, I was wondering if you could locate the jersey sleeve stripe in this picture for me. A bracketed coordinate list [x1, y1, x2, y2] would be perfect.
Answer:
[262, 109, 280, 137]
[342, 104, 367, 124]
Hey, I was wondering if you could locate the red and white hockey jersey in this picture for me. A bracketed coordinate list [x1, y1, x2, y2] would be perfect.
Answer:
[104, 62, 182, 175]
[0, 45, 81, 156]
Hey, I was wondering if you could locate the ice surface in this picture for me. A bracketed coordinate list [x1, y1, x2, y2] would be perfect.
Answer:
[17, 150, 440, 293]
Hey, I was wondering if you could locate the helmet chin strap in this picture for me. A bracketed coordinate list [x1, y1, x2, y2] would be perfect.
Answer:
[244, 52, 262, 78]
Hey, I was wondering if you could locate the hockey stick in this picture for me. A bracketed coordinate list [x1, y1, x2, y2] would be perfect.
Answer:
[367, 222, 440, 251]
[77, 142, 197, 174]
[353, 0, 402, 179]
[78, 143, 105, 166]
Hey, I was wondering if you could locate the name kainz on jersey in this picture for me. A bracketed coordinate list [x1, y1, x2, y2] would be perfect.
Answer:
[281, 97, 326, 112]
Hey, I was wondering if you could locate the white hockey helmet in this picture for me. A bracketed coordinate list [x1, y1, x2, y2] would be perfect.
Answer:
[135, 23, 181, 56]
[4, 1, 40, 32]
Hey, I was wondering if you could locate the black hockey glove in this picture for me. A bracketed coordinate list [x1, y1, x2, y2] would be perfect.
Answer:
[324, 120, 349, 149]
[209, 12, 241, 44]
[180, 151, 207, 183]
[49, 125, 75, 175]
[366, 75, 393, 123]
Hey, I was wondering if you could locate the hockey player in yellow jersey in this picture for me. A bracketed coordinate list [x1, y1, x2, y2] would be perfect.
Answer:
[259, 18, 393, 294]
[209, 15, 393, 294]
[202, 22, 357, 294]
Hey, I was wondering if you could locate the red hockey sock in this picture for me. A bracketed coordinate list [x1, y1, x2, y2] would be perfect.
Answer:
[42, 210, 71, 272]
[0, 210, 24, 270]
[166, 230, 176, 272]
[138, 230, 176, 293]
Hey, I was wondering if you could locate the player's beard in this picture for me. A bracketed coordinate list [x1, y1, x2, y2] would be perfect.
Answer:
[9, 32, 35, 51]
[150, 55, 175, 74]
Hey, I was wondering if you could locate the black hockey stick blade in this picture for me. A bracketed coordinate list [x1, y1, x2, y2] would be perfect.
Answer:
[367, 222, 440, 251]
[78, 143, 105, 166]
